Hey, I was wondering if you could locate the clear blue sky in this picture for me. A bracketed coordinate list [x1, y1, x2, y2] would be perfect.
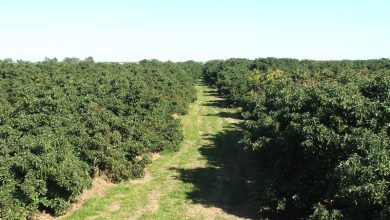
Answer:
[0, 0, 389, 62]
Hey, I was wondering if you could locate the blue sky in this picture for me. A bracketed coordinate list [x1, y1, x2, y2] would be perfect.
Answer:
[0, 0, 389, 61]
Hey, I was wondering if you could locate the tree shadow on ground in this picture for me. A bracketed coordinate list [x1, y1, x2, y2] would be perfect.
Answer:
[170, 93, 261, 219]
[202, 90, 220, 96]
[204, 111, 242, 120]
[197, 78, 213, 86]
[202, 97, 232, 108]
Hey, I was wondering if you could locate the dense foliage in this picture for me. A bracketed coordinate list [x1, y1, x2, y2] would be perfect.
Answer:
[204, 58, 390, 219]
[0, 59, 201, 219]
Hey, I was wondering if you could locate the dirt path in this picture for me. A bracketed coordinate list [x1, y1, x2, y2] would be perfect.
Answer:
[63, 82, 259, 220]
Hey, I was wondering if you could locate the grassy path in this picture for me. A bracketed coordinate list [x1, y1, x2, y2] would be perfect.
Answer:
[64, 82, 259, 220]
